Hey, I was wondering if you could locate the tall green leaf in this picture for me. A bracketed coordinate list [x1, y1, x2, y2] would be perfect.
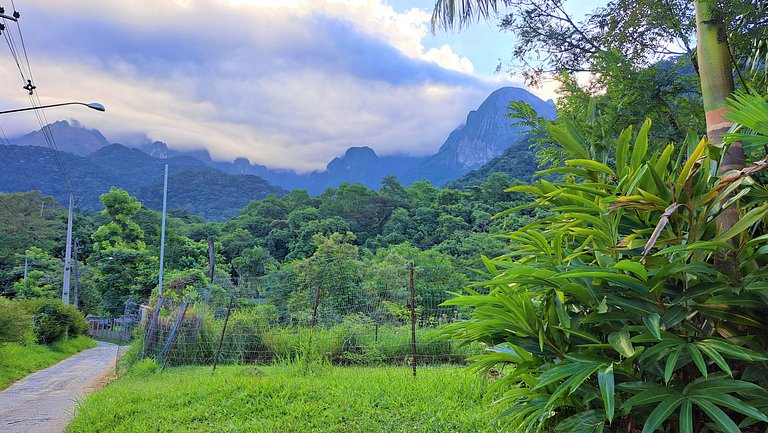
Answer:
[631, 119, 651, 173]
[598, 364, 615, 421]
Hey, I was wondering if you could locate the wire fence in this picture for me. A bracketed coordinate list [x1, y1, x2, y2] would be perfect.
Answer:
[87, 301, 141, 342]
[137, 259, 479, 372]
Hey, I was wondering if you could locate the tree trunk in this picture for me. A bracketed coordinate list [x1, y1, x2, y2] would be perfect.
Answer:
[695, 2, 743, 234]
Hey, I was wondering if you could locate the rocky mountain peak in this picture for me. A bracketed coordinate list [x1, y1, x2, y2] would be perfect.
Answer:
[11, 119, 109, 156]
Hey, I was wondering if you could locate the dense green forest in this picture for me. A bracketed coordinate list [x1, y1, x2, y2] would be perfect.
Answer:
[0, 172, 541, 316]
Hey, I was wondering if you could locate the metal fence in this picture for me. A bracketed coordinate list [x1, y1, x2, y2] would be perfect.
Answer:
[88, 301, 141, 342]
[138, 260, 479, 373]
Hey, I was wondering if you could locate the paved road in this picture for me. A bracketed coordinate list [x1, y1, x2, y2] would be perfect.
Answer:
[0, 341, 122, 433]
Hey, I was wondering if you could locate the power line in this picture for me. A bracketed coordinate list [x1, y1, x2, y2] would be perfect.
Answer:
[0, 126, 33, 186]
[0, 194, 22, 221]
[1, 19, 26, 82]
[0, 4, 74, 194]
[10, 0, 33, 85]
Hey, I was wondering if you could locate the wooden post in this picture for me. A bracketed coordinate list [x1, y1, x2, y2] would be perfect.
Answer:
[160, 295, 191, 370]
[204, 238, 216, 302]
[308, 286, 322, 351]
[139, 296, 165, 361]
[212, 296, 234, 373]
[310, 286, 322, 328]
[409, 261, 417, 377]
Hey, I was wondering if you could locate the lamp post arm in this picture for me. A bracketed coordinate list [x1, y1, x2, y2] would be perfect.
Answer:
[0, 102, 105, 115]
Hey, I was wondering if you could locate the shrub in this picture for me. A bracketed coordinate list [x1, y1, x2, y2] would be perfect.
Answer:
[19, 298, 88, 344]
[153, 304, 218, 365]
[222, 304, 279, 363]
[0, 297, 33, 343]
[129, 358, 160, 377]
[447, 109, 768, 432]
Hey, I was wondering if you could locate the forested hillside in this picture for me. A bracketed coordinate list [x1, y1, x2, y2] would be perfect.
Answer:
[0, 144, 286, 219]
[0, 172, 539, 315]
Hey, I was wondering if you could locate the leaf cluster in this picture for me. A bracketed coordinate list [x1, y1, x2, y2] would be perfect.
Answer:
[445, 96, 768, 432]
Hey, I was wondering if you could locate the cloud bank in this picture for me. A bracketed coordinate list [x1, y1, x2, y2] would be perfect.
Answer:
[0, 0, 524, 172]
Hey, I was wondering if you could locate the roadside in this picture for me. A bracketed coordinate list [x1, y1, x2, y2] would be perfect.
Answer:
[0, 336, 96, 391]
[0, 341, 123, 433]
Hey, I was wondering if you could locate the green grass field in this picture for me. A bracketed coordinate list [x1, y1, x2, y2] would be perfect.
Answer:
[0, 336, 96, 390]
[67, 362, 504, 433]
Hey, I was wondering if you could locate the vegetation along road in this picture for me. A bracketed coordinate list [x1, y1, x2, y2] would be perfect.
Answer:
[0, 341, 120, 433]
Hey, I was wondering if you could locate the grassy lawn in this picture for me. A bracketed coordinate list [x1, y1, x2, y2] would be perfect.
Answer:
[0, 336, 97, 390]
[67, 363, 504, 433]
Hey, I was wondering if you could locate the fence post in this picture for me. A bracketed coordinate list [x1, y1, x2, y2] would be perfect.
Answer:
[308, 285, 322, 350]
[159, 295, 191, 369]
[212, 295, 234, 373]
[310, 286, 322, 328]
[204, 238, 216, 302]
[409, 261, 417, 377]
[140, 295, 165, 361]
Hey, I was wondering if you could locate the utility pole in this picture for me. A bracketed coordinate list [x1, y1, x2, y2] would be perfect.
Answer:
[158, 164, 169, 296]
[62, 194, 74, 304]
[24, 257, 28, 279]
[73, 239, 80, 308]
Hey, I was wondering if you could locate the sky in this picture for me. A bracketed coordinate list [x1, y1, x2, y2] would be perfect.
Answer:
[0, 0, 565, 173]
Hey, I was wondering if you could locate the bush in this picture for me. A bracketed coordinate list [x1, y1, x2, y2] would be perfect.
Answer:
[0, 297, 33, 343]
[222, 304, 279, 363]
[154, 304, 218, 365]
[137, 301, 479, 367]
[447, 111, 768, 432]
[19, 299, 89, 344]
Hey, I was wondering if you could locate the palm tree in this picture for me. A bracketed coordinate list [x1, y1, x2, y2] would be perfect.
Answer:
[694, 2, 742, 234]
[431, 0, 743, 231]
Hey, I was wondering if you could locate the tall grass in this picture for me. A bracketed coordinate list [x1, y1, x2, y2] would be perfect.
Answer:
[67, 364, 504, 433]
[143, 306, 481, 366]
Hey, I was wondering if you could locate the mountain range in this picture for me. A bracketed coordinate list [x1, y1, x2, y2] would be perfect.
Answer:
[1, 86, 554, 220]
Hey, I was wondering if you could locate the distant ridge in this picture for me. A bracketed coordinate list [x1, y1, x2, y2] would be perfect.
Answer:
[3, 86, 555, 210]
[0, 144, 285, 221]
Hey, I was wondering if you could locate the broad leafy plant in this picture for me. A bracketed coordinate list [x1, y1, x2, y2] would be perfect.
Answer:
[446, 93, 768, 432]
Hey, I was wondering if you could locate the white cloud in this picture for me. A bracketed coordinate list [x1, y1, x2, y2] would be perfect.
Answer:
[0, 0, 508, 173]
[424, 45, 475, 74]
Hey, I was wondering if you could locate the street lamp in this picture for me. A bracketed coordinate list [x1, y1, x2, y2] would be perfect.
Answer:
[0, 99, 106, 305]
[0, 101, 105, 115]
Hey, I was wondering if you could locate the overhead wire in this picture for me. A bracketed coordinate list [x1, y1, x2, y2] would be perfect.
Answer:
[0, 195, 23, 220]
[0, 125, 28, 175]
[1, 4, 74, 195]
[1, 17, 26, 82]
[10, 0, 33, 84]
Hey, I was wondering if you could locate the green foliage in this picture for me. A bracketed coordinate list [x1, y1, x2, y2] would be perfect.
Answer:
[67, 365, 502, 433]
[92, 187, 146, 251]
[724, 90, 768, 152]
[221, 304, 280, 364]
[0, 297, 33, 343]
[0, 192, 64, 294]
[10, 246, 63, 299]
[446, 106, 768, 431]
[90, 189, 158, 315]
[19, 298, 89, 344]
[1, 165, 541, 320]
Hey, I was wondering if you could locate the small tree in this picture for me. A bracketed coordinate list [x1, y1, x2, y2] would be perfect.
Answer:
[91, 188, 155, 315]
